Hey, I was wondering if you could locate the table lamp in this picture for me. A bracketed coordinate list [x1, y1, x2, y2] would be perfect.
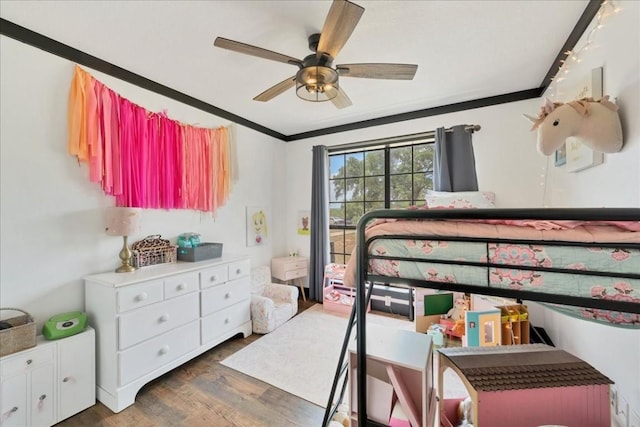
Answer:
[106, 207, 141, 273]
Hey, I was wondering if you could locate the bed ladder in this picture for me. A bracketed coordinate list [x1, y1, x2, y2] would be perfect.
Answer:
[321, 283, 375, 427]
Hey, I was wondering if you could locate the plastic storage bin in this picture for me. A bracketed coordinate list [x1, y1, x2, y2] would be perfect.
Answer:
[177, 243, 223, 262]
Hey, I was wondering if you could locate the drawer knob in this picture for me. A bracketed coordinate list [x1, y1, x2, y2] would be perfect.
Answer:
[135, 292, 148, 302]
[62, 376, 74, 383]
[224, 318, 230, 324]
[225, 292, 231, 299]
[158, 345, 170, 356]
[26, 359, 33, 365]
[236, 268, 241, 275]
[210, 275, 217, 282]
[176, 283, 186, 291]
[38, 394, 47, 410]
[159, 314, 170, 323]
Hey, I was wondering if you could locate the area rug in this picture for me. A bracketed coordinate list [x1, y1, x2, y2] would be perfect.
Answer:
[220, 304, 404, 406]
[221, 304, 466, 407]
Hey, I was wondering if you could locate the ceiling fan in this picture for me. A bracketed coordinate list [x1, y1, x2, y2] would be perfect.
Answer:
[213, 0, 418, 109]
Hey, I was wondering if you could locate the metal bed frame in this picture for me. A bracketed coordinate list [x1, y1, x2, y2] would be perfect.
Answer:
[350, 208, 640, 426]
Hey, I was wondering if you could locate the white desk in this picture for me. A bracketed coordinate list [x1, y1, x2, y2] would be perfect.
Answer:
[271, 256, 308, 301]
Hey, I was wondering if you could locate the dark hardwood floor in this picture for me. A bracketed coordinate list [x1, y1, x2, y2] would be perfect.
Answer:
[59, 300, 325, 427]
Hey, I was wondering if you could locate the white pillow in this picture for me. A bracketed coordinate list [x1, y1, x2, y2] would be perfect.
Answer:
[425, 190, 496, 209]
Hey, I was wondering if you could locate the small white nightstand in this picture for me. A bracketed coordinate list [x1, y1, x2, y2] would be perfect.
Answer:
[271, 256, 308, 301]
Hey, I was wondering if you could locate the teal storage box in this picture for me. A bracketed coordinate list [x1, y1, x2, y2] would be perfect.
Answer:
[42, 311, 87, 340]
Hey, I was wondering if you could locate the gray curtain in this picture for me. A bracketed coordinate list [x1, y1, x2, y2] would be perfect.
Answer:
[434, 125, 478, 191]
[309, 145, 330, 302]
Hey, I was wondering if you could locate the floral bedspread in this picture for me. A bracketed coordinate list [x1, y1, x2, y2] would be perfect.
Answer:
[345, 220, 640, 328]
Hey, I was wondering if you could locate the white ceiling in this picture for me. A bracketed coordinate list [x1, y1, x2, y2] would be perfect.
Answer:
[0, 0, 589, 138]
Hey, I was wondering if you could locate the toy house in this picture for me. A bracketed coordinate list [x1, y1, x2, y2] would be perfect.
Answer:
[438, 344, 612, 427]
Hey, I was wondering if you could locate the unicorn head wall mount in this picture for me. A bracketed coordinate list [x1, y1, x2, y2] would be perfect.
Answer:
[524, 96, 623, 156]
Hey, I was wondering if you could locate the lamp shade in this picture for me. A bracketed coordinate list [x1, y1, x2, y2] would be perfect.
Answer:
[106, 207, 141, 236]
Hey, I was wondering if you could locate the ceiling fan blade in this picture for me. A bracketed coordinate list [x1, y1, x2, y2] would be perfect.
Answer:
[214, 37, 302, 67]
[330, 86, 352, 109]
[253, 76, 297, 102]
[337, 63, 418, 80]
[317, 0, 364, 59]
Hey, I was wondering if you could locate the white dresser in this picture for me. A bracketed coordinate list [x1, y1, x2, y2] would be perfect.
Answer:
[84, 256, 251, 413]
[0, 328, 95, 427]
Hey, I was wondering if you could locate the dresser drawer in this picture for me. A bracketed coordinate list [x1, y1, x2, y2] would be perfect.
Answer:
[201, 302, 250, 344]
[283, 267, 307, 280]
[200, 277, 250, 317]
[229, 259, 250, 280]
[119, 293, 199, 350]
[271, 257, 308, 280]
[117, 280, 164, 313]
[200, 265, 229, 289]
[164, 272, 198, 299]
[118, 321, 199, 386]
[285, 259, 308, 270]
[1, 345, 54, 378]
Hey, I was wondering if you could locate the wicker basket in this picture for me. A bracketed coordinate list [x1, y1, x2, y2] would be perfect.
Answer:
[131, 235, 177, 268]
[0, 308, 37, 357]
[132, 246, 177, 268]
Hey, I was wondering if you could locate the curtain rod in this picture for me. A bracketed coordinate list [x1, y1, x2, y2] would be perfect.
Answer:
[327, 124, 481, 153]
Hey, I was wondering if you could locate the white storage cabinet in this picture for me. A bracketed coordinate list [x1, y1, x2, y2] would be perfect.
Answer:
[0, 328, 95, 427]
[84, 256, 251, 413]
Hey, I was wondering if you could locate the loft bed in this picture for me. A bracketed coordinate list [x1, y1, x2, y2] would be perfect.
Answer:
[344, 207, 640, 426]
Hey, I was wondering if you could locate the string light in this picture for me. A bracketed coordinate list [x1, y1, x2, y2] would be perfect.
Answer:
[540, 0, 622, 206]
[549, 0, 621, 90]
[541, 158, 550, 207]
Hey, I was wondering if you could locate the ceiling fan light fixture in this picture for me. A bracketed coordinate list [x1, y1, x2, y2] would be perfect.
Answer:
[296, 66, 339, 102]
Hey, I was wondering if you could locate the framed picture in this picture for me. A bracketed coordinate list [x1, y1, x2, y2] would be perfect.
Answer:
[297, 210, 310, 235]
[246, 206, 268, 246]
[566, 67, 604, 172]
[554, 143, 566, 166]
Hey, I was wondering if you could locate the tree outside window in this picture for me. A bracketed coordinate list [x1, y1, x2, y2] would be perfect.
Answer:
[329, 143, 434, 264]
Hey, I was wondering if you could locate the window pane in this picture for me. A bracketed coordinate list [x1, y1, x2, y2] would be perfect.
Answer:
[345, 152, 364, 178]
[330, 229, 345, 255]
[413, 173, 432, 201]
[364, 201, 385, 212]
[424, 171, 434, 191]
[365, 150, 384, 176]
[329, 179, 345, 202]
[390, 146, 412, 174]
[330, 155, 345, 179]
[390, 200, 411, 209]
[345, 203, 364, 226]
[390, 174, 412, 201]
[329, 203, 345, 224]
[346, 178, 363, 202]
[344, 229, 357, 256]
[364, 176, 384, 201]
[413, 144, 434, 172]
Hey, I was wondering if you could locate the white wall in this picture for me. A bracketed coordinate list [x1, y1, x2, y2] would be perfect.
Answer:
[542, 1, 640, 207]
[284, 0, 640, 412]
[535, 1, 640, 413]
[0, 35, 287, 331]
